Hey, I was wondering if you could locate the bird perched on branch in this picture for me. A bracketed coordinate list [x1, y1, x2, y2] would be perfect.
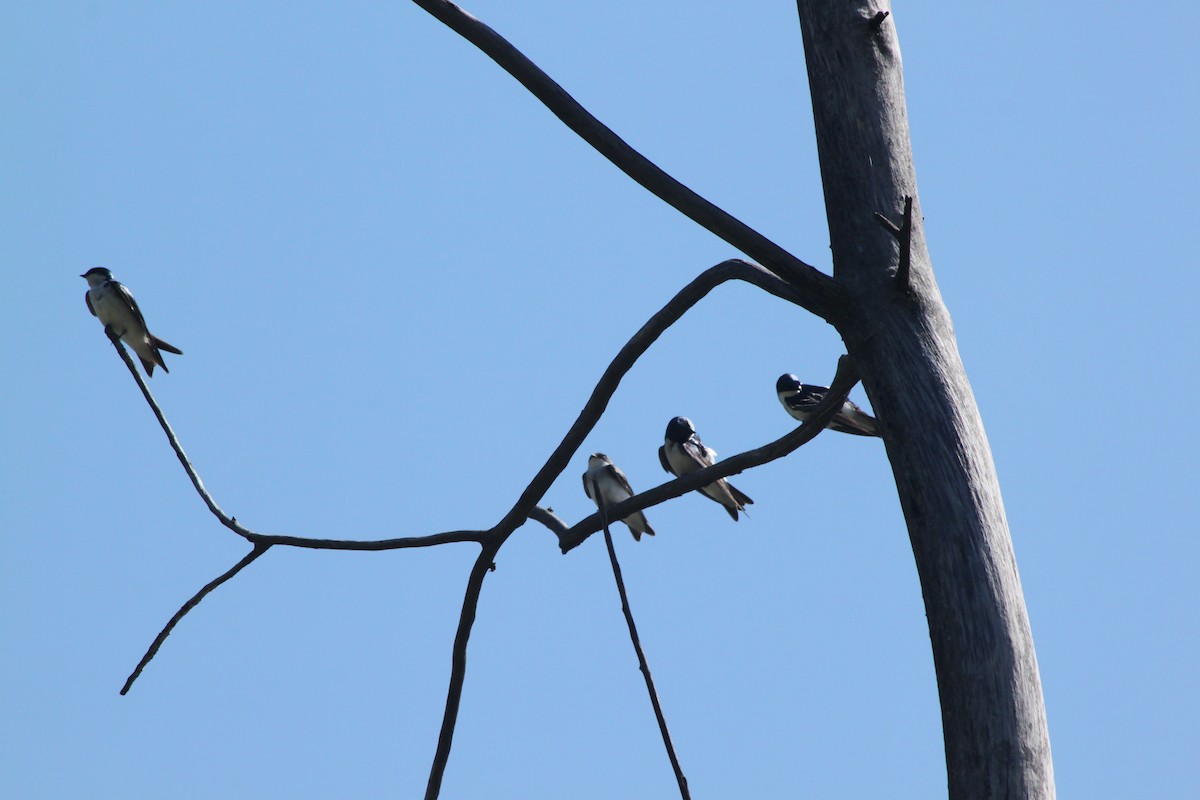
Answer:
[82, 267, 182, 377]
[658, 416, 752, 521]
[583, 453, 655, 541]
[775, 374, 880, 437]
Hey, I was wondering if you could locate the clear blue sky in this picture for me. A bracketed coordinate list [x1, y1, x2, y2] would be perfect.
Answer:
[3, 2, 1196, 797]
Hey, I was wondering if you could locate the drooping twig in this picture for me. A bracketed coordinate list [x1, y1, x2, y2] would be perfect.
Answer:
[425, 540, 500, 800]
[560, 355, 861, 553]
[593, 479, 691, 800]
[410, 0, 844, 322]
[106, 328, 244, 535]
[873, 195, 913, 290]
[120, 543, 271, 695]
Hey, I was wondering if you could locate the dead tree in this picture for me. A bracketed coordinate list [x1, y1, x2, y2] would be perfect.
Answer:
[103, 2, 1053, 798]
[798, 5, 1054, 797]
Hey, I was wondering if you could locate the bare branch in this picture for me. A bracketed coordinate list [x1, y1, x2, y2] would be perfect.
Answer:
[250, 530, 486, 551]
[426, 541, 500, 800]
[108, 258, 811, 557]
[410, 0, 844, 321]
[495, 259, 820, 538]
[593, 480, 691, 800]
[561, 355, 861, 553]
[104, 263, 840, 786]
[106, 329, 249, 537]
[527, 506, 569, 537]
[121, 543, 271, 695]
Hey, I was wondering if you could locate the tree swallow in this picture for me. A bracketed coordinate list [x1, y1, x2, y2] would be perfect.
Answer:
[82, 267, 183, 377]
[658, 416, 753, 521]
[775, 373, 880, 436]
[583, 453, 655, 541]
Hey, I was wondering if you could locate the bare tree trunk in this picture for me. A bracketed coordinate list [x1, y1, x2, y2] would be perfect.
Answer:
[794, 4, 1055, 798]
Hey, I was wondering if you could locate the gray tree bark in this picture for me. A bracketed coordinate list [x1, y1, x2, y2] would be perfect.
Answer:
[794, 4, 1055, 798]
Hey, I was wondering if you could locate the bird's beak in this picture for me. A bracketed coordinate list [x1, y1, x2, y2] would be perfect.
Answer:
[79, 273, 86, 278]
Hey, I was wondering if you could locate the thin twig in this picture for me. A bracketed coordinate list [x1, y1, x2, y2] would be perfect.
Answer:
[250, 530, 486, 550]
[426, 541, 499, 800]
[121, 543, 271, 695]
[410, 0, 844, 322]
[593, 480, 691, 800]
[106, 329, 243, 535]
[561, 355, 860, 553]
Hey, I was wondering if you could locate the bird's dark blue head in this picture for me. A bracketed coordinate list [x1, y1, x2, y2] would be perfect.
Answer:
[664, 416, 695, 443]
[776, 373, 802, 394]
[80, 266, 113, 281]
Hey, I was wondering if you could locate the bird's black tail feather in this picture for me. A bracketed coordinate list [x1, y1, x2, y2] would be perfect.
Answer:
[152, 335, 183, 355]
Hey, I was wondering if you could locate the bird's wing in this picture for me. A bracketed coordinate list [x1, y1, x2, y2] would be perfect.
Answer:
[684, 437, 717, 468]
[785, 384, 827, 413]
[113, 281, 150, 332]
[85, 291, 96, 317]
[658, 445, 675, 475]
[835, 401, 880, 436]
[582, 471, 593, 500]
[605, 463, 635, 497]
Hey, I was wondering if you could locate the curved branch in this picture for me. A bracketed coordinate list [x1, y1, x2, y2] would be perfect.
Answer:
[410, 0, 844, 321]
[106, 329, 247, 537]
[425, 541, 500, 800]
[109, 259, 809, 556]
[527, 505, 569, 537]
[494, 259, 819, 537]
[560, 355, 861, 553]
[121, 543, 271, 695]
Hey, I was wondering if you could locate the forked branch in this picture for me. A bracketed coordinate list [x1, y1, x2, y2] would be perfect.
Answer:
[110, 259, 824, 698]
[100, 7, 866, 798]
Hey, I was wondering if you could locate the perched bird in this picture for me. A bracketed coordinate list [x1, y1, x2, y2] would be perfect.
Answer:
[658, 416, 753, 521]
[82, 267, 182, 377]
[775, 373, 880, 436]
[583, 453, 655, 541]
[772, 376, 878, 438]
